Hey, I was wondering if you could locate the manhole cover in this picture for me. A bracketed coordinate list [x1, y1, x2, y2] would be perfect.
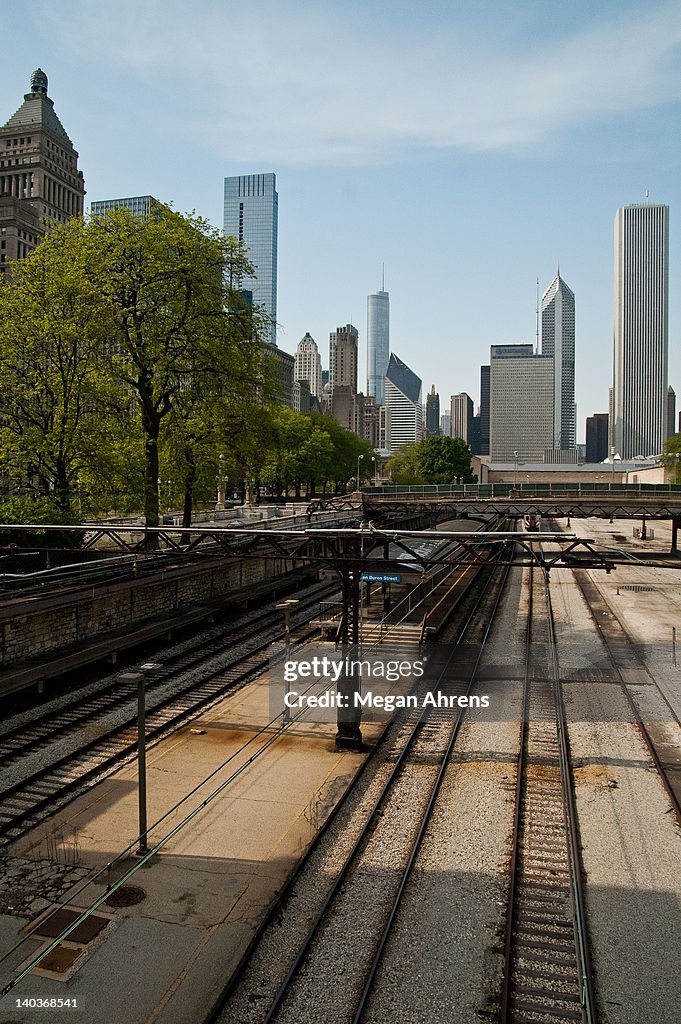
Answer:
[104, 884, 146, 908]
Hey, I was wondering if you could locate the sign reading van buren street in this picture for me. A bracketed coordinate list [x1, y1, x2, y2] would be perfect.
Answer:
[360, 572, 401, 583]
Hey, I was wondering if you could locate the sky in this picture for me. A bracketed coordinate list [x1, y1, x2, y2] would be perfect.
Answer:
[3, 0, 681, 441]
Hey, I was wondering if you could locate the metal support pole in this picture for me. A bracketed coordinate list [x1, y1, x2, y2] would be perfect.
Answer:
[641, 515, 647, 541]
[335, 566, 363, 751]
[137, 674, 148, 856]
[672, 516, 680, 554]
[673, 626, 677, 668]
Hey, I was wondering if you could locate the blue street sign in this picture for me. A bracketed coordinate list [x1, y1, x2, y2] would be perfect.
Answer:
[361, 572, 401, 583]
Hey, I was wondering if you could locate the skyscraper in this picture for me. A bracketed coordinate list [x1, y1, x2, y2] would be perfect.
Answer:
[1, 69, 85, 275]
[425, 386, 440, 436]
[366, 283, 390, 404]
[223, 173, 278, 346]
[450, 393, 474, 444]
[479, 365, 490, 455]
[384, 353, 422, 452]
[613, 203, 669, 459]
[668, 385, 677, 440]
[489, 345, 554, 462]
[542, 272, 576, 450]
[91, 195, 160, 219]
[329, 324, 358, 392]
[585, 413, 609, 463]
[294, 333, 322, 400]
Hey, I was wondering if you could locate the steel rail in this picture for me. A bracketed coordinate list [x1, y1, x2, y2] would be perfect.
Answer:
[500, 559, 535, 1022]
[260, 556, 513, 1024]
[572, 573, 681, 824]
[545, 574, 597, 1024]
[499, 551, 597, 1024]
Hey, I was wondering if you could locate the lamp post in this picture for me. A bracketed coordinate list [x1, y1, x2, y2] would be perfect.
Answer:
[370, 455, 377, 487]
[135, 662, 161, 856]
[276, 600, 299, 722]
[609, 451, 621, 522]
[513, 450, 519, 488]
[216, 454, 226, 510]
[357, 453, 364, 490]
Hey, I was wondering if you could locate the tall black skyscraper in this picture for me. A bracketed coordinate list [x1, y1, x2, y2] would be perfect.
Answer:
[479, 365, 490, 455]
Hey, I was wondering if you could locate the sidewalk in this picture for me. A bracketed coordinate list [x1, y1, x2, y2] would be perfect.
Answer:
[0, 667, 381, 1024]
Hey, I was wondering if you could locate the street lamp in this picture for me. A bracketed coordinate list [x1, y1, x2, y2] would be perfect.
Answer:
[609, 451, 621, 522]
[276, 600, 299, 722]
[513, 451, 519, 488]
[357, 453, 365, 490]
[370, 455, 377, 487]
[216, 454, 226, 511]
[134, 662, 161, 856]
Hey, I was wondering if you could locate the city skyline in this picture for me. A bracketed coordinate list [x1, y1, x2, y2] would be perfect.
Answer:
[2, 2, 681, 440]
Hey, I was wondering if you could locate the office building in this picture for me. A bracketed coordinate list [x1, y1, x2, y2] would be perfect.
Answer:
[329, 324, 358, 392]
[384, 353, 423, 452]
[330, 386, 365, 438]
[668, 385, 677, 440]
[479, 365, 490, 455]
[451, 393, 474, 445]
[294, 333, 322, 400]
[1, 69, 85, 275]
[613, 203, 669, 458]
[367, 283, 390, 404]
[223, 173, 278, 346]
[363, 396, 381, 450]
[440, 412, 451, 437]
[542, 272, 576, 449]
[489, 344, 554, 462]
[266, 345, 294, 408]
[90, 195, 159, 219]
[585, 413, 609, 463]
[425, 386, 440, 436]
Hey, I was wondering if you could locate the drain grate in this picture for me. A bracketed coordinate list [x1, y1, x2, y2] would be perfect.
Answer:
[104, 884, 146, 908]
[619, 585, 654, 592]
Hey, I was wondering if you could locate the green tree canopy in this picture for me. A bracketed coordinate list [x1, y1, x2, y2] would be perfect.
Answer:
[416, 435, 475, 484]
[662, 433, 681, 483]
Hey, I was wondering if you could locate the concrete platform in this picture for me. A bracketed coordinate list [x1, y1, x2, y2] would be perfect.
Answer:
[0, 664, 382, 1024]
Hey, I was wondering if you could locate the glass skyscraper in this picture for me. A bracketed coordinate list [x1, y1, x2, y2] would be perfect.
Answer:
[367, 287, 390, 404]
[223, 173, 278, 346]
[90, 195, 159, 219]
[542, 272, 576, 451]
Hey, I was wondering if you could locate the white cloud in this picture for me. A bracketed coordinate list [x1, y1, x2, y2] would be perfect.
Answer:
[35, 0, 681, 164]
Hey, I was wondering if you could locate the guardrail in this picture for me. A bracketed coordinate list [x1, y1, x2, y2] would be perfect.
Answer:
[363, 482, 681, 498]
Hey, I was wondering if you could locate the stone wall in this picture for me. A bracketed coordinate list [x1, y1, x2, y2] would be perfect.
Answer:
[0, 556, 300, 668]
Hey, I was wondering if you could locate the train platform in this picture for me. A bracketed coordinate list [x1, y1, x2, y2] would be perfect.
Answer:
[0, 662, 383, 1024]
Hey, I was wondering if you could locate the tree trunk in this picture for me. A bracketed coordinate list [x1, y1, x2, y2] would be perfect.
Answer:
[182, 446, 196, 530]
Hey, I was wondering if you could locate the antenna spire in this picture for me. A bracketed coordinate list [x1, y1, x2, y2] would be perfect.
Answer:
[381, 262, 385, 291]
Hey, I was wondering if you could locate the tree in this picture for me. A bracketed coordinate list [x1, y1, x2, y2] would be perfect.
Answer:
[416, 435, 475, 484]
[0, 219, 116, 515]
[386, 442, 425, 485]
[89, 207, 269, 531]
[662, 434, 681, 483]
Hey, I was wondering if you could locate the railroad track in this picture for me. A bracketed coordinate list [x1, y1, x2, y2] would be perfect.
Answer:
[0, 577, 335, 767]
[0, 578, 339, 843]
[546, 517, 681, 823]
[571, 572, 681, 823]
[500, 559, 596, 1024]
[212, 556, 513, 1024]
